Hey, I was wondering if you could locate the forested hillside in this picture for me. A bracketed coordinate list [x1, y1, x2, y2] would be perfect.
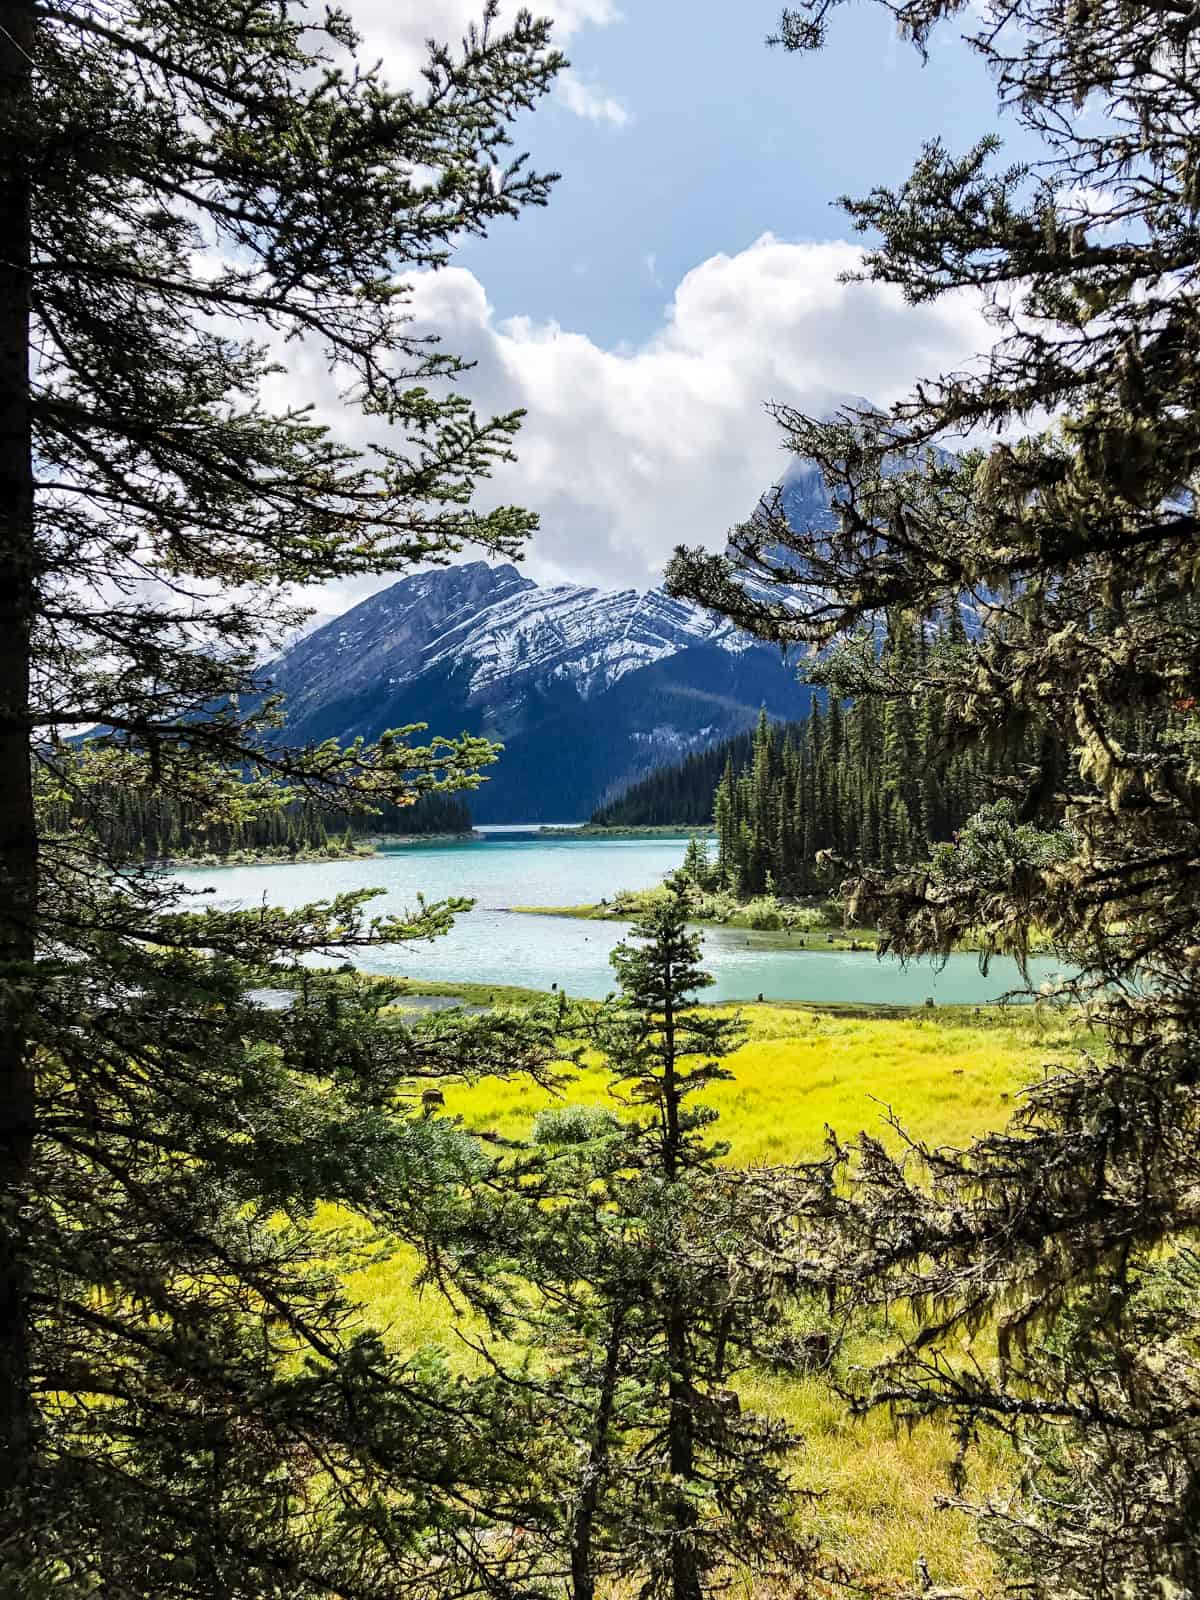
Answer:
[590, 723, 802, 826]
[598, 612, 1062, 895]
[266, 587, 811, 822]
[43, 783, 473, 864]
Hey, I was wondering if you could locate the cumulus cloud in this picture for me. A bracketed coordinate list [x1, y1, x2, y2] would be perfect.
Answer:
[344, 0, 624, 110]
[277, 235, 995, 621]
[417, 236, 991, 582]
[554, 67, 631, 126]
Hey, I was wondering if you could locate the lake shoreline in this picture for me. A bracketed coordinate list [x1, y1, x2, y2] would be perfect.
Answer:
[171, 835, 1072, 1005]
[502, 903, 881, 951]
[155, 830, 480, 868]
[288, 968, 1058, 1021]
[367, 830, 480, 847]
[537, 823, 715, 839]
[154, 845, 376, 870]
[502, 903, 1064, 961]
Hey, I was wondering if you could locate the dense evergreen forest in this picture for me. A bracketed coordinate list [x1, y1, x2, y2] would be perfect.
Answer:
[591, 721, 807, 827]
[598, 612, 1061, 896]
[43, 783, 474, 863]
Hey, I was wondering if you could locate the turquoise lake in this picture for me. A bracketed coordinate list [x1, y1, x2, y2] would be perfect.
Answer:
[171, 830, 1072, 1006]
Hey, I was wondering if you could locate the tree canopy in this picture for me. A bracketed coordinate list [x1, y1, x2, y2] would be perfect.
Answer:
[439, 887, 811, 1600]
[668, 0, 1200, 1590]
[0, 2, 568, 1591]
[596, 615, 1056, 899]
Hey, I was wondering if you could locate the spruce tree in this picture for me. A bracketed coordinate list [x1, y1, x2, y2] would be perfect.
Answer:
[0, 2, 567, 1591]
[680, 834, 713, 889]
[465, 888, 808, 1600]
[578, 885, 801, 1600]
[668, 0, 1200, 1590]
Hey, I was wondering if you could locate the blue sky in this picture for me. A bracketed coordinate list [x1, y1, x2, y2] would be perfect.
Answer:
[455, 1, 1018, 350]
[295, 2, 1022, 615]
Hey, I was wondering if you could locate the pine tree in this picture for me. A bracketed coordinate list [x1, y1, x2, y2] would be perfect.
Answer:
[681, 834, 714, 889]
[668, 0, 1200, 1590]
[622, 616, 1032, 904]
[0, 2, 568, 1591]
[466, 888, 808, 1600]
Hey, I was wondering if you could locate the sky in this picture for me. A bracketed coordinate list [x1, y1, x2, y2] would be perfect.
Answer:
[301, 0, 1026, 618]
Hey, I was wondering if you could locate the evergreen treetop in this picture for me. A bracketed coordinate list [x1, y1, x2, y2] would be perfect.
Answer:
[448, 887, 811, 1600]
[0, 2, 567, 1591]
[598, 616, 1043, 900]
[668, 0, 1200, 1590]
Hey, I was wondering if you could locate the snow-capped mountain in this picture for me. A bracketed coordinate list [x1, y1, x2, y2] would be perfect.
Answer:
[435, 581, 743, 700]
[275, 563, 747, 715]
[774, 456, 841, 533]
[263, 430, 940, 820]
[264, 563, 805, 821]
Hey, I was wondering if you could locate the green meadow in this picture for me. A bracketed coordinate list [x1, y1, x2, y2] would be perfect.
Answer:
[341, 1001, 1087, 1595]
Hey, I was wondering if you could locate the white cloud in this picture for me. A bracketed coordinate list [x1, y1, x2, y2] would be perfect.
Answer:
[277, 235, 995, 621]
[555, 67, 631, 126]
[423, 237, 991, 581]
[344, 1, 622, 96]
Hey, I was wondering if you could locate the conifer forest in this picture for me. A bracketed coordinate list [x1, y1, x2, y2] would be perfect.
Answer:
[42, 784, 474, 863]
[596, 614, 1065, 896]
[2, 2, 1199, 1599]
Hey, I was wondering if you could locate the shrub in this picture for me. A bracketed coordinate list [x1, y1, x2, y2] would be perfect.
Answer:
[532, 1104, 622, 1146]
[780, 905, 828, 933]
[688, 887, 740, 923]
[741, 896, 784, 930]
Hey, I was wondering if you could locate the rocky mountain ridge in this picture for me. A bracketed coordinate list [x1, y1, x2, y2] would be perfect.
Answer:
[260, 432, 934, 818]
[273, 562, 746, 728]
[264, 561, 804, 821]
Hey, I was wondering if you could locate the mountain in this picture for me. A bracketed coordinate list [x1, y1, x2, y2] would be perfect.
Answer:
[260, 423, 949, 821]
[263, 562, 812, 822]
[774, 455, 842, 534]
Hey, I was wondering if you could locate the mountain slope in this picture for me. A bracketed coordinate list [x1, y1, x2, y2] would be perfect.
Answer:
[263, 562, 809, 821]
[261, 430, 932, 819]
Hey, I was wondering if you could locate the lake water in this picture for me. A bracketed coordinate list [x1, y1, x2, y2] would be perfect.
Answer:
[171, 831, 1071, 1006]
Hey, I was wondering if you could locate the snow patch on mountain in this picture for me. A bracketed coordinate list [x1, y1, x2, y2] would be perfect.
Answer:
[413, 576, 745, 699]
[271, 561, 746, 708]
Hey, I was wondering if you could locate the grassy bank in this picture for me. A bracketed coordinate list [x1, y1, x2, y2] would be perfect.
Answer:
[509, 900, 885, 947]
[163, 830, 482, 868]
[513, 882, 871, 935]
[509, 889, 1062, 956]
[537, 823, 715, 838]
[338, 995, 1088, 1592]
[365, 830, 479, 847]
[160, 842, 377, 869]
[318, 970, 986, 1018]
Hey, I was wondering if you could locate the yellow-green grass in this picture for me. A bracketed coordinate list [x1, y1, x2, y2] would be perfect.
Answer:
[740, 1360, 1013, 1589]
[341, 1004, 1087, 1593]
[429, 1003, 1077, 1161]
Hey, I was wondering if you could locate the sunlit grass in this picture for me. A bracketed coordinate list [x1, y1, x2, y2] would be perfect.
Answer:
[341, 1002, 1086, 1595]
[431, 1002, 1076, 1160]
[738, 1356, 1011, 1590]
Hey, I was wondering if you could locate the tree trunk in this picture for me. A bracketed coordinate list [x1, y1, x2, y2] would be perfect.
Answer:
[569, 1304, 625, 1600]
[667, 1299, 702, 1600]
[0, 0, 38, 1551]
[660, 972, 701, 1600]
[662, 984, 679, 1181]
